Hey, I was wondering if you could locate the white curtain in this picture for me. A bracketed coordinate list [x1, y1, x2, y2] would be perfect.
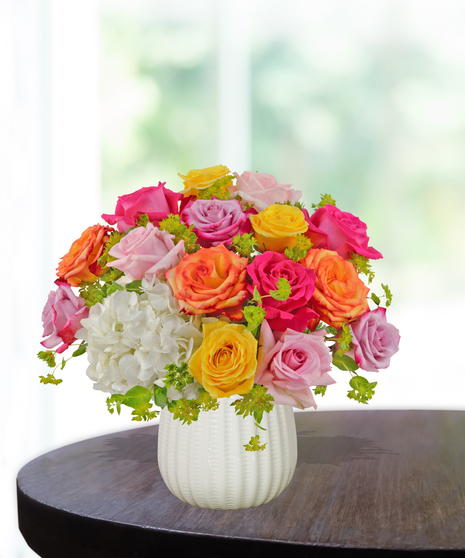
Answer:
[0, 1, 100, 556]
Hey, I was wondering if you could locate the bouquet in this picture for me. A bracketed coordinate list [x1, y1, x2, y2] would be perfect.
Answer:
[38, 165, 400, 452]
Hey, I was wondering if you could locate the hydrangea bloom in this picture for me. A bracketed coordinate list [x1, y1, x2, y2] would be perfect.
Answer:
[76, 280, 203, 395]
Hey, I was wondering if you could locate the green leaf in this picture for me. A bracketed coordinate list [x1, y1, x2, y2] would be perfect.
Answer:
[106, 386, 158, 422]
[252, 285, 262, 305]
[347, 376, 378, 405]
[154, 385, 169, 409]
[231, 385, 274, 425]
[60, 358, 66, 370]
[381, 283, 393, 307]
[269, 277, 291, 301]
[39, 374, 62, 385]
[332, 354, 359, 372]
[196, 175, 233, 200]
[135, 213, 150, 227]
[72, 343, 88, 357]
[163, 362, 194, 391]
[37, 350, 56, 368]
[311, 194, 337, 210]
[125, 280, 143, 293]
[314, 385, 327, 396]
[284, 234, 313, 262]
[232, 233, 258, 258]
[243, 304, 266, 334]
[348, 253, 375, 284]
[243, 435, 267, 452]
[371, 293, 381, 305]
[159, 214, 199, 253]
[123, 386, 153, 409]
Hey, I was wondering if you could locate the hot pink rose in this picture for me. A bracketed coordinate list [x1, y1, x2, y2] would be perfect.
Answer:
[102, 183, 181, 233]
[108, 223, 185, 282]
[246, 252, 318, 332]
[256, 320, 335, 409]
[230, 171, 302, 212]
[349, 307, 400, 371]
[41, 281, 89, 354]
[305, 205, 382, 260]
[181, 198, 250, 248]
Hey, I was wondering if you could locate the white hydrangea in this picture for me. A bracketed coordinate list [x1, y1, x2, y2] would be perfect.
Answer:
[76, 279, 203, 396]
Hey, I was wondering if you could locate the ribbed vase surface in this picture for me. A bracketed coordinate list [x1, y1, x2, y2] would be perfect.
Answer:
[157, 398, 297, 509]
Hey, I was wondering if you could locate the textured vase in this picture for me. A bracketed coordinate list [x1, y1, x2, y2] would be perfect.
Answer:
[157, 397, 297, 509]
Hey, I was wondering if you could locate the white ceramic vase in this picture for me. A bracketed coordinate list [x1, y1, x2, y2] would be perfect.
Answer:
[157, 397, 297, 509]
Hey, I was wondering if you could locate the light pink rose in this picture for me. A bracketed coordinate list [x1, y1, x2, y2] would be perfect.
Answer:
[108, 223, 185, 282]
[102, 183, 181, 233]
[230, 171, 302, 212]
[41, 281, 89, 353]
[256, 320, 335, 409]
[349, 307, 400, 371]
[181, 198, 250, 248]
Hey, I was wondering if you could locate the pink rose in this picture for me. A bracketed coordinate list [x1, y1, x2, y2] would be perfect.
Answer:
[305, 205, 382, 260]
[41, 281, 89, 354]
[181, 198, 250, 248]
[102, 183, 181, 233]
[246, 252, 318, 332]
[349, 307, 400, 371]
[108, 223, 185, 282]
[256, 320, 335, 409]
[230, 171, 302, 212]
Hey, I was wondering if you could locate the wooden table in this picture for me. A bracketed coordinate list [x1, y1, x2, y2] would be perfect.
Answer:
[17, 410, 465, 557]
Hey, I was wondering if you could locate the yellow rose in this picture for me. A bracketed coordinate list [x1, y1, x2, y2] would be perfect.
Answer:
[250, 204, 308, 253]
[189, 321, 257, 398]
[178, 165, 231, 197]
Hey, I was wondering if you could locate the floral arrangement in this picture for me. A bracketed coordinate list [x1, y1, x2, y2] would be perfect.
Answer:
[38, 165, 400, 451]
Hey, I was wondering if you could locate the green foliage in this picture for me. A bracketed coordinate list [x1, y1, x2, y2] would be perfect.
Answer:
[163, 362, 194, 392]
[168, 388, 219, 425]
[371, 293, 381, 305]
[311, 194, 337, 210]
[269, 277, 291, 301]
[153, 385, 169, 409]
[347, 376, 377, 405]
[125, 280, 143, 294]
[233, 195, 254, 210]
[244, 435, 267, 452]
[284, 234, 313, 262]
[37, 350, 56, 368]
[106, 386, 158, 422]
[382, 284, 393, 307]
[314, 385, 327, 396]
[348, 253, 375, 284]
[196, 175, 233, 200]
[98, 230, 124, 269]
[275, 200, 306, 210]
[79, 279, 124, 307]
[333, 324, 353, 355]
[252, 285, 262, 305]
[232, 233, 258, 258]
[231, 384, 274, 427]
[243, 304, 266, 335]
[332, 353, 359, 372]
[39, 373, 63, 385]
[72, 343, 88, 357]
[159, 214, 199, 253]
[135, 213, 150, 227]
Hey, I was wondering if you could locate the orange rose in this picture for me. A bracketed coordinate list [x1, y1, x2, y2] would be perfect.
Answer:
[165, 244, 248, 320]
[57, 224, 113, 287]
[301, 248, 369, 328]
[189, 321, 257, 398]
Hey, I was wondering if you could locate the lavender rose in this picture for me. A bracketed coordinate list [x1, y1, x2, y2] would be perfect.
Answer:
[305, 204, 382, 260]
[108, 223, 185, 282]
[256, 320, 335, 409]
[246, 251, 318, 332]
[349, 307, 400, 371]
[41, 281, 89, 353]
[180, 198, 250, 248]
[230, 171, 302, 212]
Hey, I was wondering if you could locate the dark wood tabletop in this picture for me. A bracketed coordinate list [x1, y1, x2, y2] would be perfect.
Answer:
[17, 410, 465, 557]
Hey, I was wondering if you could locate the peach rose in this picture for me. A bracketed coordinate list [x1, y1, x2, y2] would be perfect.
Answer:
[57, 224, 113, 287]
[250, 204, 308, 253]
[165, 244, 249, 320]
[302, 249, 369, 328]
[189, 321, 257, 398]
[178, 165, 231, 197]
